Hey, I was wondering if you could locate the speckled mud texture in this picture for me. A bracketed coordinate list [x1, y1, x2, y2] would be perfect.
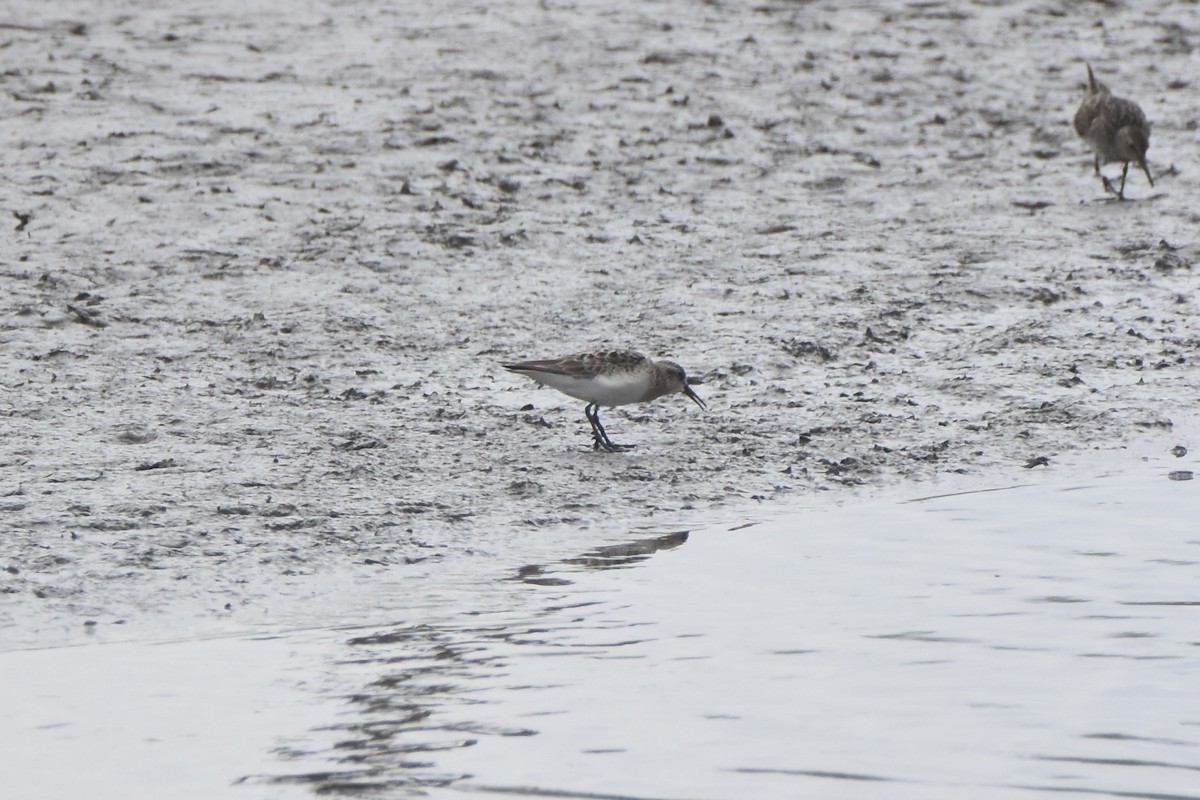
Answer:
[2, 1, 1198, 639]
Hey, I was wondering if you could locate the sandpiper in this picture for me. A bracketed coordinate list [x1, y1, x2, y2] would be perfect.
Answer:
[504, 350, 706, 452]
[1073, 63, 1153, 200]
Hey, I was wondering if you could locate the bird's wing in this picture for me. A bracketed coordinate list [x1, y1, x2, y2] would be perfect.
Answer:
[503, 358, 573, 376]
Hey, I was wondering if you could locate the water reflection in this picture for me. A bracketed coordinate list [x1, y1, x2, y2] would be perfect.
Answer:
[260, 465, 1200, 799]
[265, 531, 690, 796]
[520, 531, 689, 580]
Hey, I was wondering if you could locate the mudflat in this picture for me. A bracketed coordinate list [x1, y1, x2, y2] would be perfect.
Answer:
[2, 1, 1196, 640]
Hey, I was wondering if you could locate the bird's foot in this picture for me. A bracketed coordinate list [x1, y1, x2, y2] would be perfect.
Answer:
[592, 434, 635, 452]
[1099, 176, 1129, 200]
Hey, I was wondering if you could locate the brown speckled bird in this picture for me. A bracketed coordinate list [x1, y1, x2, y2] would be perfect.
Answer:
[1073, 63, 1153, 200]
[504, 350, 705, 452]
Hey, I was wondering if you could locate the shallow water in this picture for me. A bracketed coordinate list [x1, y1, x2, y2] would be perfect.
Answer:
[3, 452, 1199, 800]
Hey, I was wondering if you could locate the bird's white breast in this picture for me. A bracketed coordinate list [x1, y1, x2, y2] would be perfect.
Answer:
[527, 370, 650, 407]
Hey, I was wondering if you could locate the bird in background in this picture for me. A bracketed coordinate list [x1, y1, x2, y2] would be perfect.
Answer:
[1073, 62, 1153, 200]
[504, 350, 706, 452]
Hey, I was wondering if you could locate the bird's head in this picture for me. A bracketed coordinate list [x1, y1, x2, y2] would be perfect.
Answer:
[662, 361, 707, 410]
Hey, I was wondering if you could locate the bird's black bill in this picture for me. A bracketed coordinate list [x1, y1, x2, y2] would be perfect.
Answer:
[683, 384, 707, 411]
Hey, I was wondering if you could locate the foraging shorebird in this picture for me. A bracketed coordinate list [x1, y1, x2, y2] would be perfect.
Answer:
[504, 350, 706, 452]
[1073, 63, 1153, 200]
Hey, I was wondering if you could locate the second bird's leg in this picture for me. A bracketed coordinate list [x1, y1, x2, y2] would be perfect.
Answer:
[1116, 161, 1131, 200]
[1099, 170, 1117, 198]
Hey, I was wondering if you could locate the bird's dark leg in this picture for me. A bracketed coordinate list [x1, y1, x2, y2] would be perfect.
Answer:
[585, 403, 607, 451]
[585, 403, 634, 452]
[1117, 161, 1130, 200]
[1093, 155, 1101, 177]
[1097, 161, 1117, 197]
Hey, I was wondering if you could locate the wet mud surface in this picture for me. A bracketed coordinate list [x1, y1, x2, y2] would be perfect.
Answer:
[2, 1, 1199, 639]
